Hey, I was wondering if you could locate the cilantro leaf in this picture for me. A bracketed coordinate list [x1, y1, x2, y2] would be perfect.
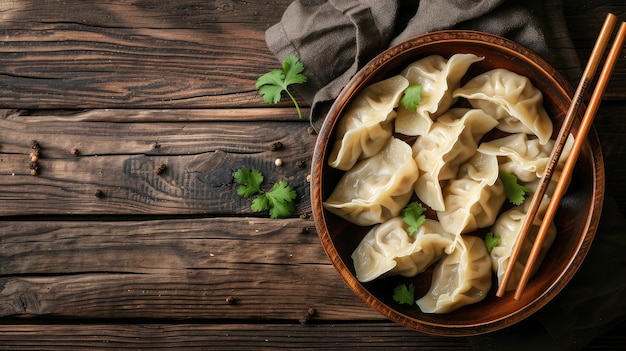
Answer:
[251, 193, 271, 213]
[265, 180, 297, 219]
[393, 283, 415, 305]
[402, 201, 427, 235]
[234, 168, 297, 219]
[484, 231, 501, 253]
[256, 54, 308, 119]
[500, 172, 531, 205]
[400, 84, 423, 112]
[233, 167, 264, 198]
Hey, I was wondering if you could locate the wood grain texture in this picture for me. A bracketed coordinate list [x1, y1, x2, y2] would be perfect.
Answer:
[0, 217, 379, 321]
[0, 323, 472, 351]
[0, 117, 314, 216]
[0, 322, 623, 351]
[0, 0, 289, 28]
[0, 23, 277, 109]
[0, 2, 624, 109]
[0, 0, 297, 109]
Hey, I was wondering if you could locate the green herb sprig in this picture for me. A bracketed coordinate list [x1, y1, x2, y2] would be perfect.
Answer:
[256, 54, 308, 119]
[500, 172, 531, 206]
[393, 283, 415, 305]
[402, 201, 427, 235]
[233, 167, 297, 219]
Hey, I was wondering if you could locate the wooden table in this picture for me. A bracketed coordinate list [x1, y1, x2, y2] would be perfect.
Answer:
[1, 1, 625, 349]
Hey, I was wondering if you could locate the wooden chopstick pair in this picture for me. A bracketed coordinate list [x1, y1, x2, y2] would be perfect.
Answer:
[496, 13, 626, 300]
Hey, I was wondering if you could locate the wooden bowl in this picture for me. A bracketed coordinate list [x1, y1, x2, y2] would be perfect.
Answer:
[310, 31, 605, 336]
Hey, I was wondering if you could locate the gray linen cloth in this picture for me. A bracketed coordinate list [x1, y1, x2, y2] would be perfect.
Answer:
[265, 1, 626, 349]
[265, 0, 581, 130]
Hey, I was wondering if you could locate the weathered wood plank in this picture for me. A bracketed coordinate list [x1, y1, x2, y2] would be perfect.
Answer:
[2, 108, 308, 123]
[3, 103, 626, 216]
[0, 24, 280, 109]
[1, 3, 626, 109]
[0, 323, 473, 351]
[0, 119, 314, 216]
[0, 217, 378, 321]
[0, 0, 294, 109]
[0, 321, 623, 351]
[0, 0, 292, 28]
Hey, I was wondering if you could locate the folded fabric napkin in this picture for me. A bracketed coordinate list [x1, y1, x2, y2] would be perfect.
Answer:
[265, 1, 626, 349]
[266, 0, 581, 130]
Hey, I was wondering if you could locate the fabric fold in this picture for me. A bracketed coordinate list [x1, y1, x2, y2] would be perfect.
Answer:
[265, 0, 580, 130]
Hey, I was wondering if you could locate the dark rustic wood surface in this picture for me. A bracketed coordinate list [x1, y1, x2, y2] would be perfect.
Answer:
[1, 0, 625, 349]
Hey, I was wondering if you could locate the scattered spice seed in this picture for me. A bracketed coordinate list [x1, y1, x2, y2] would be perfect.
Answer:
[296, 160, 305, 168]
[299, 212, 308, 219]
[306, 174, 311, 183]
[154, 163, 167, 175]
[29, 162, 39, 176]
[274, 158, 283, 167]
[300, 307, 317, 324]
[31, 140, 41, 150]
[301, 227, 310, 234]
[225, 296, 236, 304]
[70, 148, 80, 156]
[94, 189, 104, 198]
[307, 126, 316, 135]
[269, 141, 283, 151]
[30, 154, 39, 162]
[152, 142, 161, 149]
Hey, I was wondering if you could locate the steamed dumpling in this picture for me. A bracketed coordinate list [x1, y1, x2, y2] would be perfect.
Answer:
[490, 194, 557, 291]
[479, 132, 575, 185]
[453, 68, 553, 144]
[328, 75, 409, 170]
[416, 235, 492, 314]
[324, 137, 418, 226]
[437, 152, 506, 235]
[394, 53, 484, 136]
[412, 108, 498, 212]
[351, 217, 457, 282]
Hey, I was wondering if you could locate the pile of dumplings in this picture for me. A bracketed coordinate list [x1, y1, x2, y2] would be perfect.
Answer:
[323, 53, 574, 314]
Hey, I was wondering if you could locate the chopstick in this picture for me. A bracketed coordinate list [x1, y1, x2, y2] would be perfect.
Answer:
[495, 13, 622, 298]
[511, 20, 626, 300]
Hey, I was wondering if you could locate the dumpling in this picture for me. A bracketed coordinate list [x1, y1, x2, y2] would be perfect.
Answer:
[490, 194, 557, 291]
[394, 53, 484, 136]
[478, 133, 575, 183]
[328, 75, 409, 170]
[453, 68, 553, 145]
[416, 235, 492, 314]
[351, 217, 457, 282]
[437, 152, 506, 235]
[413, 108, 498, 212]
[324, 137, 418, 226]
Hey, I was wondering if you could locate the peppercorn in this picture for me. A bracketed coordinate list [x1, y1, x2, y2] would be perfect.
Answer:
[269, 141, 283, 151]
[154, 163, 167, 175]
[29, 162, 39, 176]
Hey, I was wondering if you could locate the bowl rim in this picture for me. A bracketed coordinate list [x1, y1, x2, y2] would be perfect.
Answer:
[311, 30, 605, 336]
